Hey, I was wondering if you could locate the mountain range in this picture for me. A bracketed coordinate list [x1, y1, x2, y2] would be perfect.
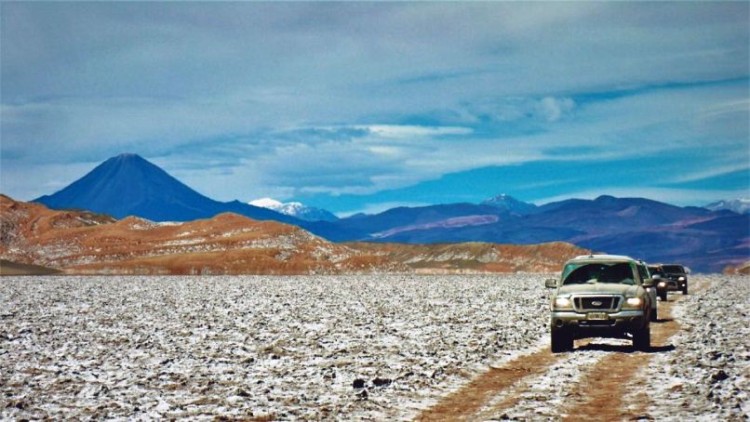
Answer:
[23, 153, 750, 272]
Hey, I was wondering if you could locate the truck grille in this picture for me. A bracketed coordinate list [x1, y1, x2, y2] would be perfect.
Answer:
[574, 296, 620, 311]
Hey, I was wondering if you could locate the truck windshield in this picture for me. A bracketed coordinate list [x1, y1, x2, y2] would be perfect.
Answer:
[562, 262, 636, 285]
[661, 265, 685, 273]
[648, 266, 664, 276]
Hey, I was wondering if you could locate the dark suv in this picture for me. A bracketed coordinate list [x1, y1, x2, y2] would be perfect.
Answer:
[659, 264, 689, 295]
[648, 264, 669, 301]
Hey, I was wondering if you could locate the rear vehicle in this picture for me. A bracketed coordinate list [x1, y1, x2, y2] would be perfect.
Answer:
[660, 264, 689, 295]
[545, 254, 655, 353]
[638, 260, 658, 321]
[648, 264, 669, 301]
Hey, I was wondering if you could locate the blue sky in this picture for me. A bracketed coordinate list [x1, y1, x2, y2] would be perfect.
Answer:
[1, 2, 748, 216]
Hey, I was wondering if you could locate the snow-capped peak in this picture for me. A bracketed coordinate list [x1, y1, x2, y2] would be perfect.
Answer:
[481, 194, 538, 215]
[705, 198, 750, 214]
[249, 197, 285, 209]
[249, 198, 339, 222]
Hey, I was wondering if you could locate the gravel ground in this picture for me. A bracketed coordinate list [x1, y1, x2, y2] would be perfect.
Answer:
[0, 274, 747, 420]
[0, 275, 551, 420]
[647, 275, 750, 421]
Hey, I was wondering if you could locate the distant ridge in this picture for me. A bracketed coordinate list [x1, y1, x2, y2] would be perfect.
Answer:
[303, 194, 749, 272]
[35, 154, 301, 224]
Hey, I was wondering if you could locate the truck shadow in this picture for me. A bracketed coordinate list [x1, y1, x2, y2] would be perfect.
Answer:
[575, 343, 676, 354]
[654, 317, 674, 323]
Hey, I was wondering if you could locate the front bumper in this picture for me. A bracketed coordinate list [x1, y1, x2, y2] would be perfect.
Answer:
[664, 279, 687, 291]
[550, 310, 647, 338]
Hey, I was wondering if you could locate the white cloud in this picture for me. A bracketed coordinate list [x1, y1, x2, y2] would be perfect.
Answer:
[536, 97, 576, 122]
[663, 163, 750, 186]
[357, 125, 473, 139]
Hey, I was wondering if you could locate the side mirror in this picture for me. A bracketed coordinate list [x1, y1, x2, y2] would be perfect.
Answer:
[545, 278, 558, 288]
[643, 278, 654, 288]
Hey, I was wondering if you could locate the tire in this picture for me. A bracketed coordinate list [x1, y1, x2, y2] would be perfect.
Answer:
[659, 291, 667, 302]
[650, 306, 658, 322]
[633, 323, 651, 352]
[551, 328, 573, 353]
[682, 284, 688, 295]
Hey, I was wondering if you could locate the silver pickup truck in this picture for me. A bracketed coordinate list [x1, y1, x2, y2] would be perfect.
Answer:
[545, 254, 656, 353]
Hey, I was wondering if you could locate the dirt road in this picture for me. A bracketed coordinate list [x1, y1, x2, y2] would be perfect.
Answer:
[418, 282, 702, 421]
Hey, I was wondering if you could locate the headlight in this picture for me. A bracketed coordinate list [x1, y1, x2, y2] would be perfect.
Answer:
[625, 297, 642, 307]
[553, 296, 573, 310]
[658, 282, 666, 287]
[678, 276, 685, 281]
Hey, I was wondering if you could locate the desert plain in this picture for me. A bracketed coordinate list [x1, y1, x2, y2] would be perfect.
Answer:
[1, 274, 747, 420]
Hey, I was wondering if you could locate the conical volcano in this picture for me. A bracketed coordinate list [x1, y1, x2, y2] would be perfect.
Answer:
[35, 153, 298, 223]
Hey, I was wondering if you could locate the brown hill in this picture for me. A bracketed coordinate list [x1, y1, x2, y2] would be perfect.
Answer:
[0, 195, 398, 274]
[1, 195, 584, 275]
[347, 241, 589, 273]
[723, 261, 750, 275]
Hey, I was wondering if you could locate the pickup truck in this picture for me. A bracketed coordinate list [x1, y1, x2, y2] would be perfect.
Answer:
[545, 254, 655, 353]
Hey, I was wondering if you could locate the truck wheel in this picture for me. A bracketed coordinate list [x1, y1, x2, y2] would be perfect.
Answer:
[682, 284, 688, 295]
[650, 306, 658, 322]
[659, 291, 667, 301]
[633, 324, 651, 352]
[551, 328, 573, 353]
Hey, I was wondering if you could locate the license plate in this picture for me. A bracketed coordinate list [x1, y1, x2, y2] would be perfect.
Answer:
[587, 312, 609, 321]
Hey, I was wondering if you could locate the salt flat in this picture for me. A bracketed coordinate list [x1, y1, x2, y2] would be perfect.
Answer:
[1, 275, 747, 420]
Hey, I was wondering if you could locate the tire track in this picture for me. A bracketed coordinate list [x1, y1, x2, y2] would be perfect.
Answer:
[416, 348, 560, 421]
[561, 280, 706, 421]
[416, 280, 704, 421]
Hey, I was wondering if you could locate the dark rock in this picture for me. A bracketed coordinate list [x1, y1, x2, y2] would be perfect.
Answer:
[356, 389, 368, 400]
[711, 370, 729, 383]
[352, 378, 366, 389]
[372, 377, 392, 387]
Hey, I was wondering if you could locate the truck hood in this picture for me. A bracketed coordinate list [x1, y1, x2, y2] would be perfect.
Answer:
[558, 283, 638, 296]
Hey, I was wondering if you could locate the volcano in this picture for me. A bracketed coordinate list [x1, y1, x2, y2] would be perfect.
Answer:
[34, 153, 298, 223]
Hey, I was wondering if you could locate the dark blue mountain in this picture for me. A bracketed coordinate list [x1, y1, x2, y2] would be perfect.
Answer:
[302, 202, 510, 241]
[34, 154, 301, 224]
[308, 194, 748, 272]
[530, 195, 713, 233]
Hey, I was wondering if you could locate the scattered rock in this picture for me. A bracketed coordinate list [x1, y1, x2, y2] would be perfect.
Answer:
[372, 377, 392, 387]
[711, 370, 729, 383]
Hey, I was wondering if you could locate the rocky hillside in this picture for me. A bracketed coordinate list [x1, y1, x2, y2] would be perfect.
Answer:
[0, 195, 396, 275]
[723, 261, 750, 275]
[347, 241, 589, 273]
[1, 195, 584, 275]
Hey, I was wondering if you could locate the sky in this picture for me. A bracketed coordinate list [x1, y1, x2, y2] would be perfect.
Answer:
[1, 2, 749, 216]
